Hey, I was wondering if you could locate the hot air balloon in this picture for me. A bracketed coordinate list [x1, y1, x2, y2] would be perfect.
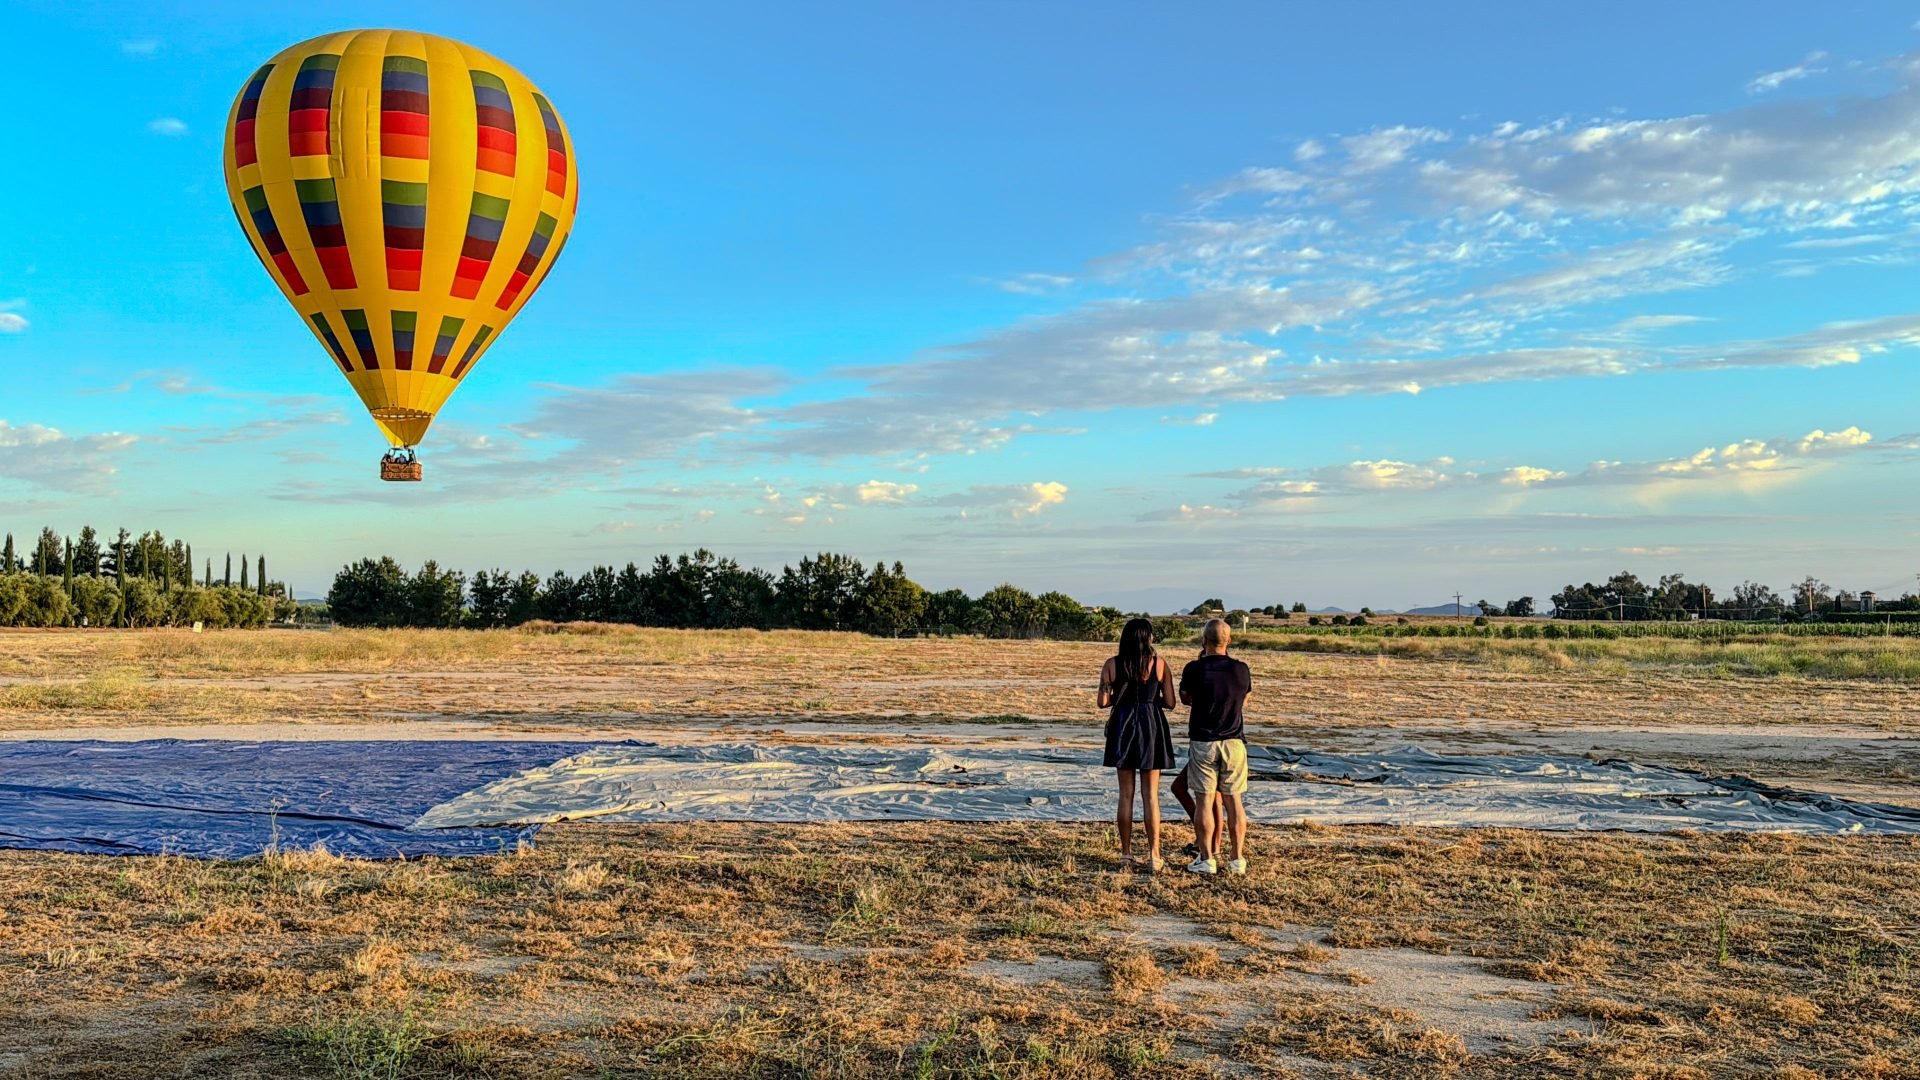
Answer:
[222, 30, 579, 481]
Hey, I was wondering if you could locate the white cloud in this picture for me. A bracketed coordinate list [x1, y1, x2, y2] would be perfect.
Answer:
[1141, 503, 1239, 523]
[854, 480, 918, 504]
[1161, 413, 1217, 426]
[1747, 52, 1828, 95]
[146, 117, 188, 137]
[1499, 466, 1567, 487]
[934, 481, 1069, 518]
[120, 39, 161, 56]
[1797, 426, 1872, 453]
[1340, 125, 1449, 172]
[0, 313, 26, 334]
[1020, 481, 1068, 515]
[0, 421, 138, 494]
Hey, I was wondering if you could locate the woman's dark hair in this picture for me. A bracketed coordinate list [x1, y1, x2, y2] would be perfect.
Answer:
[1114, 617, 1157, 698]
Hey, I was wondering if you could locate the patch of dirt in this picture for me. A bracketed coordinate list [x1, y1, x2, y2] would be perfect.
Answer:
[966, 955, 1104, 988]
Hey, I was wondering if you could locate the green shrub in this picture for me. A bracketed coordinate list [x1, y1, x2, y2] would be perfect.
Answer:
[70, 577, 120, 628]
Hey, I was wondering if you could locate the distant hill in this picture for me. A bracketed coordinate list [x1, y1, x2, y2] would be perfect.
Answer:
[1402, 602, 1479, 617]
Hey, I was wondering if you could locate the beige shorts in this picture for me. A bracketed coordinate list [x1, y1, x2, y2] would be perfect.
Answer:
[1185, 739, 1248, 796]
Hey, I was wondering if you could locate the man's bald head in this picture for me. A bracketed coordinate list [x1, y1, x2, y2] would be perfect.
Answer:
[1202, 618, 1231, 653]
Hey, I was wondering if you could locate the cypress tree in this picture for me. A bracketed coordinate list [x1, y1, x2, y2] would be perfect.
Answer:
[34, 544, 45, 576]
[240, 554, 249, 591]
[1, 533, 12, 574]
[224, 553, 232, 587]
[115, 541, 127, 627]
[257, 555, 267, 597]
[204, 559, 212, 588]
[63, 540, 74, 606]
[162, 552, 172, 593]
[185, 544, 193, 587]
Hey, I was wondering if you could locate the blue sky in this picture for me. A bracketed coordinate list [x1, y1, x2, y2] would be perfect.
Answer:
[5, 2, 1920, 610]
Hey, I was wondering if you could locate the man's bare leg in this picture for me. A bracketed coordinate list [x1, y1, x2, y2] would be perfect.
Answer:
[1209, 792, 1226, 853]
[1192, 784, 1217, 863]
[1115, 769, 1137, 866]
[1223, 793, 1247, 863]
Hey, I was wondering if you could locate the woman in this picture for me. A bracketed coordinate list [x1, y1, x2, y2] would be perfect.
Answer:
[1098, 617, 1178, 872]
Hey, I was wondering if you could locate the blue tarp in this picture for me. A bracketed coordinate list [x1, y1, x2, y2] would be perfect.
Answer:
[0, 739, 584, 859]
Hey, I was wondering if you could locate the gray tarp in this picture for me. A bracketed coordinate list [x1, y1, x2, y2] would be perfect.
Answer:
[414, 743, 1920, 835]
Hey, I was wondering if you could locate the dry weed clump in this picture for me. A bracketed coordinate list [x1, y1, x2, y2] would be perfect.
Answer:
[1101, 948, 1168, 1001]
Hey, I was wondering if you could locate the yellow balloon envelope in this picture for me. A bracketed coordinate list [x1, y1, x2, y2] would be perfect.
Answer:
[222, 29, 579, 472]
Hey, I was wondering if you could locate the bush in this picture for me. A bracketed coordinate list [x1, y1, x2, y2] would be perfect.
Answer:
[174, 587, 229, 628]
[71, 576, 120, 628]
[122, 579, 168, 628]
[0, 575, 28, 626]
[1331, 615, 1349, 626]
[1349, 615, 1368, 627]
[1152, 616, 1192, 643]
[15, 576, 71, 627]
[1473, 615, 1489, 628]
[1307, 615, 1322, 627]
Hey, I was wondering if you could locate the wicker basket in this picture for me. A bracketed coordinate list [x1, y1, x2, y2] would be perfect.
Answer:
[380, 459, 424, 482]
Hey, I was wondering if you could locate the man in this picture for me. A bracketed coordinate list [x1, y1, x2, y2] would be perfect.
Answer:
[1178, 618, 1252, 875]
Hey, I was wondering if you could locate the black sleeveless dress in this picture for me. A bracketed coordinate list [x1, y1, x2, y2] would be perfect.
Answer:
[1104, 668, 1177, 771]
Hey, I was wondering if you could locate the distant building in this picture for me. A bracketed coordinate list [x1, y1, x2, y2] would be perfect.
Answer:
[1861, 591, 1877, 613]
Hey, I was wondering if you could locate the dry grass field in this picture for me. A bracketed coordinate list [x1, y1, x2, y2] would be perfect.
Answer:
[0, 626, 1916, 1077]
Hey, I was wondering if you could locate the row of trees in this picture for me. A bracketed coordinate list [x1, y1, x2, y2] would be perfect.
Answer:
[1518, 572, 1910, 621]
[329, 550, 1128, 638]
[0, 576, 285, 629]
[2, 527, 281, 597]
[0, 525, 291, 628]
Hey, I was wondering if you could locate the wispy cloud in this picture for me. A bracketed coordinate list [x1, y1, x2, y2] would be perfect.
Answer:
[120, 39, 161, 56]
[0, 299, 26, 334]
[1747, 51, 1828, 95]
[146, 117, 188, 137]
[996, 272, 1073, 295]
[1207, 425, 1877, 511]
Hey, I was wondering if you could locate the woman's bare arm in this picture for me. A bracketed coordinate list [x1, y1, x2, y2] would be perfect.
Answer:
[1097, 657, 1115, 709]
[1159, 658, 1178, 708]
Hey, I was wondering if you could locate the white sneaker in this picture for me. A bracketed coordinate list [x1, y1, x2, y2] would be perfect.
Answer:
[1186, 856, 1217, 875]
[1226, 858, 1248, 876]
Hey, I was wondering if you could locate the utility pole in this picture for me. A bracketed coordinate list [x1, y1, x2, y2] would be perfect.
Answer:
[1453, 592, 1462, 620]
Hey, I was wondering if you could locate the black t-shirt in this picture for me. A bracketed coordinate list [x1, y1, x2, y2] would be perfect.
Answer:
[1180, 654, 1251, 742]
